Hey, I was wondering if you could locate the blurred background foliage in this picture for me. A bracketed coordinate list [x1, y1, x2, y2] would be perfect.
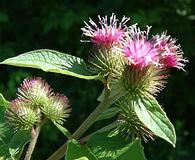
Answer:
[0, 0, 194, 159]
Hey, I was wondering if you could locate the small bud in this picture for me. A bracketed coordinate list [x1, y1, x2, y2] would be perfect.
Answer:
[40, 94, 71, 124]
[17, 77, 53, 107]
[6, 99, 39, 131]
[116, 98, 154, 142]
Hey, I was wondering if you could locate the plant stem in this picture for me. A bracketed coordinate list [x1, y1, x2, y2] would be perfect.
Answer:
[47, 89, 124, 160]
[24, 119, 47, 160]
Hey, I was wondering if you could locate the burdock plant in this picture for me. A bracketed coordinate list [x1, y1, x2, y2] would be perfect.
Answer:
[0, 13, 187, 160]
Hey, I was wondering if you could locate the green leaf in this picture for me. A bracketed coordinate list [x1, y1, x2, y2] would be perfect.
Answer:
[9, 129, 31, 158]
[0, 104, 14, 159]
[96, 107, 120, 122]
[53, 121, 71, 138]
[133, 93, 176, 147]
[1, 49, 100, 80]
[0, 106, 12, 145]
[0, 93, 9, 108]
[66, 139, 97, 160]
[87, 132, 146, 160]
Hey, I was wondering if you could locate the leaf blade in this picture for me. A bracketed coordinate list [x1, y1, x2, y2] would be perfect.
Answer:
[53, 121, 71, 139]
[1, 49, 100, 80]
[87, 131, 146, 160]
[0, 93, 9, 108]
[66, 139, 97, 160]
[9, 129, 31, 158]
[134, 93, 176, 147]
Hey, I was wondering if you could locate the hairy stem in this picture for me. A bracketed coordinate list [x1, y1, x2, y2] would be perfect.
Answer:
[24, 119, 47, 160]
[47, 87, 124, 160]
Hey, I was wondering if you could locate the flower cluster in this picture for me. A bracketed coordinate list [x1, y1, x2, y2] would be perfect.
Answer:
[6, 77, 70, 131]
[81, 14, 187, 71]
[81, 14, 187, 142]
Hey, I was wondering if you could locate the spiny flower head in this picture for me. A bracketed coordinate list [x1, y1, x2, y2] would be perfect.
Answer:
[119, 24, 159, 69]
[17, 77, 53, 107]
[121, 66, 168, 95]
[88, 48, 126, 78]
[41, 94, 71, 124]
[153, 32, 187, 69]
[6, 99, 39, 131]
[115, 98, 154, 142]
[81, 13, 130, 47]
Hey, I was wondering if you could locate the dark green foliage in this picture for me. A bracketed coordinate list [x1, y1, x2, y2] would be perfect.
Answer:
[0, 0, 194, 159]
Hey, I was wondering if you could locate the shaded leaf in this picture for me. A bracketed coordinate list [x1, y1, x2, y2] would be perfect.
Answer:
[9, 129, 31, 158]
[87, 131, 146, 160]
[53, 121, 71, 138]
[66, 139, 97, 160]
[1, 49, 100, 80]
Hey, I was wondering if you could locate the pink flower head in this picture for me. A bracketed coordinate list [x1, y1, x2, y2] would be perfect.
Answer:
[81, 13, 130, 47]
[154, 32, 187, 69]
[120, 24, 158, 69]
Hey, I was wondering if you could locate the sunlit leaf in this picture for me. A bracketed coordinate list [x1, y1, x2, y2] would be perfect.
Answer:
[1, 49, 100, 80]
[133, 93, 176, 147]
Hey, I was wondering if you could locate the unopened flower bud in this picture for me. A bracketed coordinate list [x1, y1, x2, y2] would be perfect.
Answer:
[116, 98, 154, 142]
[6, 99, 39, 131]
[121, 66, 167, 95]
[17, 77, 53, 107]
[41, 94, 71, 124]
[88, 48, 125, 78]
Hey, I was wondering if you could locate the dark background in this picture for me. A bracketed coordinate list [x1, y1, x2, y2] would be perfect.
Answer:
[0, 0, 194, 159]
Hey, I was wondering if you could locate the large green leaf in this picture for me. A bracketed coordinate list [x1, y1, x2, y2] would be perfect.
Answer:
[87, 132, 146, 160]
[66, 139, 97, 160]
[1, 49, 100, 80]
[0, 93, 9, 108]
[133, 93, 176, 147]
